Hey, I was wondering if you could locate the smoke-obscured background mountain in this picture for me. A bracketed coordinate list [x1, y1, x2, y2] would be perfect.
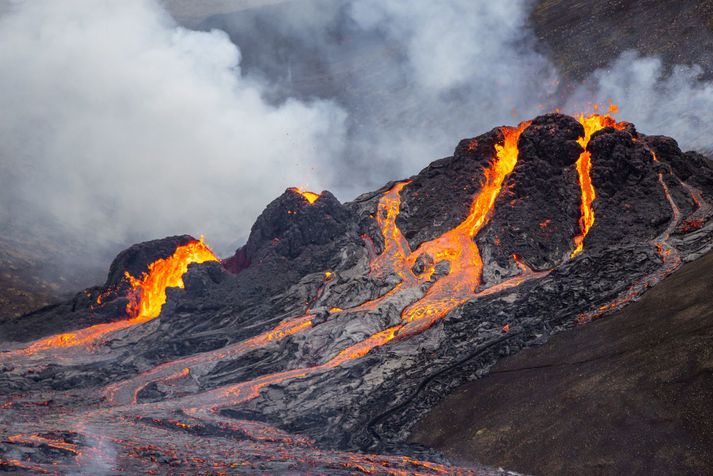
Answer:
[2, 0, 713, 318]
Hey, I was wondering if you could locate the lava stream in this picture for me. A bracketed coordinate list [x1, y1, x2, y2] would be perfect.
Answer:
[124, 122, 548, 420]
[398, 124, 528, 327]
[571, 109, 627, 257]
[104, 270, 346, 405]
[578, 171, 683, 321]
[118, 265, 548, 438]
[125, 238, 218, 321]
[13, 239, 218, 356]
[679, 179, 712, 222]
[345, 180, 414, 313]
[370, 181, 413, 278]
[104, 313, 314, 405]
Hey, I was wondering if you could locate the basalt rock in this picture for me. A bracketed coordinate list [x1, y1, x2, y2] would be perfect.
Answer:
[395, 128, 500, 249]
[224, 189, 362, 294]
[586, 128, 672, 250]
[479, 113, 584, 273]
[646, 135, 713, 202]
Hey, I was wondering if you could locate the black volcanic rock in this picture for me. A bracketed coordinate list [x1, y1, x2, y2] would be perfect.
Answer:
[114, 190, 367, 363]
[224, 188, 362, 294]
[682, 151, 713, 200]
[586, 128, 672, 250]
[244, 189, 354, 259]
[395, 128, 501, 249]
[479, 113, 584, 273]
[645, 135, 713, 203]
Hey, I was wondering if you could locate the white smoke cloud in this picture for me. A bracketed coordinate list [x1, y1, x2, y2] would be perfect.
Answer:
[0, 0, 346, 256]
[349, 1, 552, 94]
[355, 2, 713, 159]
[70, 425, 118, 476]
[339, 0, 559, 190]
[566, 50, 713, 154]
[194, 1, 559, 197]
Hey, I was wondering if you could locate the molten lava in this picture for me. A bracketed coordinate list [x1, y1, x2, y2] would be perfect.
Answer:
[125, 238, 218, 322]
[400, 122, 531, 328]
[20, 239, 218, 354]
[289, 187, 320, 204]
[571, 107, 627, 257]
[108, 121, 546, 425]
[370, 181, 412, 277]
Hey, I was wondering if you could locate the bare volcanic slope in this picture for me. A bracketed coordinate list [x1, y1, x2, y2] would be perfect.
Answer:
[1, 111, 713, 474]
[532, 0, 713, 81]
[0, 235, 107, 322]
[411, 249, 713, 476]
[0, 239, 58, 322]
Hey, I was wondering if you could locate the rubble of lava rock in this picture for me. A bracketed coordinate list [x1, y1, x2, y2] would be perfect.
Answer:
[1, 112, 713, 474]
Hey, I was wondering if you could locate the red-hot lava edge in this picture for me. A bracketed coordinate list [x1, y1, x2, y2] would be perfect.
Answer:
[1, 108, 711, 474]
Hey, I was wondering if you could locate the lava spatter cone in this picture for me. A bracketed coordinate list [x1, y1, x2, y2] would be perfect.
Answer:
[2, 110, 713, 474]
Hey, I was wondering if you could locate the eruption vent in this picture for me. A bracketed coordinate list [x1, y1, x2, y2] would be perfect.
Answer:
[125, 238, 219, 321]
[571, 106, 626, 257]
[289, 187, 320, 204]
[17, 238, 218, 354]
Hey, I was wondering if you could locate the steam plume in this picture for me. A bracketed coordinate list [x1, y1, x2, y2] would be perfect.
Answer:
[0, 0, 346, 258]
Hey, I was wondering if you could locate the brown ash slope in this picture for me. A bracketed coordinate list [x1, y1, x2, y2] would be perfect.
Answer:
[1, 113, 713, 474]
[411, 249, 713, 475]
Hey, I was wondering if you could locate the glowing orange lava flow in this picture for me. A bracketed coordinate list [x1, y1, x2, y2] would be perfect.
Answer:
[400, 122, 531, 328]
[370, 181, 412, 276]
[105, 271, 337, 405]
[289, 187, 320, 204]
[127, 123, 546, 420]
[105, 313, 314, 405]
[571, 108, 626, 257]
[125, 238, 218, 321]
[19, 239, 218, 354]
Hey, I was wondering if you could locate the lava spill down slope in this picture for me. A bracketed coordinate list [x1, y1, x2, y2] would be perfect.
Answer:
[1, 110, 713, 474]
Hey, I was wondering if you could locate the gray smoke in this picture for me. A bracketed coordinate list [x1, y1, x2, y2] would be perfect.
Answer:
[200, 0, 558, 196]
[69, 425, 118, 475]
[1, 0, 712, 290]
[565, 50, 713, 154]
[200, 0, 713, 180]
[0, 0, 346, 258]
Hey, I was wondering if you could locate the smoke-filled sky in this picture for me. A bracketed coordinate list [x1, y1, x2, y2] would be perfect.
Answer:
[0, 0, 345, 258]
[1, 0, 713, 275]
